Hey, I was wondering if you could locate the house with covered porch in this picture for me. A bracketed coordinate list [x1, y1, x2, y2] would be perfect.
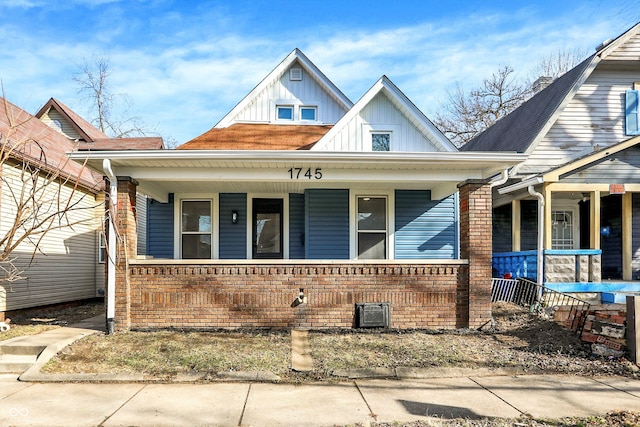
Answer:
[462, 23, 640, 302]
[71, 49, 524, 332]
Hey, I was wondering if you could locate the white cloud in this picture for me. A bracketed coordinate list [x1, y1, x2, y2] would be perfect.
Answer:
[0, 1, 637, 143]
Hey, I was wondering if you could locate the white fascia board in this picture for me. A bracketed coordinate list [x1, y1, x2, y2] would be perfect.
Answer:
[69, 149, 525, 169]
[597, 22, 640, 59]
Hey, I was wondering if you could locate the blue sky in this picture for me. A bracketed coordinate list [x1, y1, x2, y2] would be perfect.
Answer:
[1, 0, 639, 144]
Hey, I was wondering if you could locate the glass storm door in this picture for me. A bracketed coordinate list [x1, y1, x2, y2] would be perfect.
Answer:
[252, 198, 283, 259]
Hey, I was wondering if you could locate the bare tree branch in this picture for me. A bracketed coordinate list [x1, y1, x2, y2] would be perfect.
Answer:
[74, 56, 160, 139]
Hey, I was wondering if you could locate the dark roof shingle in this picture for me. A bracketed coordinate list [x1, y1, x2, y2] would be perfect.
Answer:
[461, 54, 596, 153]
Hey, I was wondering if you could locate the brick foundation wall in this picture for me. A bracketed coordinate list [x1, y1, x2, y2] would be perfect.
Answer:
[126, 262, 469, 330]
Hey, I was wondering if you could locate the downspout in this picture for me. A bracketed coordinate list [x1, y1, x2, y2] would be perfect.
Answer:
[528, 185, 545, 289]
[103, 159, 117, 334]
[490, 169, 510, 189]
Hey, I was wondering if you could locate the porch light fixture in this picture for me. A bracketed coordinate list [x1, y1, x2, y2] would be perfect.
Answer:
[232, 210, 238, 224]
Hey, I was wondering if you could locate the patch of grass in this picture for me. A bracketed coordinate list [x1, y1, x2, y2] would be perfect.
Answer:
[0, 300, 104, 341]
[43, 330, 291, 376]
[0, 324, 59, 341]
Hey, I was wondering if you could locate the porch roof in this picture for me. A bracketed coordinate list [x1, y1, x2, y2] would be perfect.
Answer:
[69, 149, 526, 202]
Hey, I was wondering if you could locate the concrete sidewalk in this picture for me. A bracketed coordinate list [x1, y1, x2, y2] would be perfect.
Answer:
[1, 318, 640, 426]
[1, 373, 639, 426]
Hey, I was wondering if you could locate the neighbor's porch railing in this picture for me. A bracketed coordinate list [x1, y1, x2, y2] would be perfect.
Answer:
[493, 249, 602, 287]
[491, 277, 591, 335]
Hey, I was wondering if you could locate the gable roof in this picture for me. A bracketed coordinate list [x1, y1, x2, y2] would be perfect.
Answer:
[215, 48, 353, 128]
[461, 54, 597, 153]
[178, 123, 331, 150]
[462, 22, 640, 155]
[313, 76, 457, 152]
[35, 98, 109, 142]
[1, 97, 101, 191]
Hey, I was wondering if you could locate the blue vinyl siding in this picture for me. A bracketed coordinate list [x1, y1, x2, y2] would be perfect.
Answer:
[289, 193, 305, 259]
[219, 193, 247, 259]
[305, 189, 349, 259]
[394, 190, 458, 259]
[147, 194, 174, 259]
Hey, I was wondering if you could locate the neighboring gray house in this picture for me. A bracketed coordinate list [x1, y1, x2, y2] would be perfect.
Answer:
[462, 22, 640, 299]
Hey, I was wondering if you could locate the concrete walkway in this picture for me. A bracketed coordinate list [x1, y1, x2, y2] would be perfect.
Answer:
[0, 319, 639, 426]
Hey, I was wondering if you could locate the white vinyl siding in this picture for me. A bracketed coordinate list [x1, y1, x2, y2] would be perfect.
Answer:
[316, 92, 444, 152]
[39, 109, 82, 140]
[603, 33, 640, 61]
[231, 61, 347, 125]
[522, 69, 638, 175]
[0, 164, 102, 311]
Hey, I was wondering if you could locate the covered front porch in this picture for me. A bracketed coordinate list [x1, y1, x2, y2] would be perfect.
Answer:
[72, 149, 524, 331]
[492, 137, 640, 299]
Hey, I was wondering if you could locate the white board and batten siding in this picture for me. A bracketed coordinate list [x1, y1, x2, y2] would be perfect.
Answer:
[523, 68, 640, 175]
[316, 92, 443, 152]
[0, 164, 103, 311]
[230, 62, 347, 125]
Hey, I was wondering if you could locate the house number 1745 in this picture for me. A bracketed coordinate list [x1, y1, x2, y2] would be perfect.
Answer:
[288, 168, 322, 179]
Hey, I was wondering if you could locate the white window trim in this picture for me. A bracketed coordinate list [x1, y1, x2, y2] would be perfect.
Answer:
[349, 189, 395, 260]
[362, 124, 400, 151]
[173, 193, 219, 259]
[98, 232, 106, 264]
[276, 105, 294, 121]
[271, 100, 320, 123]
[246, 193, 290, 260]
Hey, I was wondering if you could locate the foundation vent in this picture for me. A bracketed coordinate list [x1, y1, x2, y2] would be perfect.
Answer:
[356, 303, 390, 328]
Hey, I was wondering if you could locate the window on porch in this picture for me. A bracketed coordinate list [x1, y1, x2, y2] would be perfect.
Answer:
[357, 196, 387, 259]
[181, 200, 212, 259]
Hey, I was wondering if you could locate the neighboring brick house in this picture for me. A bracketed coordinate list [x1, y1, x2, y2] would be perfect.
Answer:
[462, 23, 640, 299]
[71, 49, 524, 331]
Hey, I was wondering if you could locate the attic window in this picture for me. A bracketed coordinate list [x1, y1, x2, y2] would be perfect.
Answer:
[372, 133, 391, 151]
[51, 119, 63, 132]
[277, 105, 294, 120]
[290, 68, 302, 81]
[300, 107, 317, 121]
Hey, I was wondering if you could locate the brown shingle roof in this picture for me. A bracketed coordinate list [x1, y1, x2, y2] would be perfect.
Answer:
[78, 137, 165, 151]
[178, 123, 332, 150]
[35, 98, 109, 142]
[0, 97, 102, 192]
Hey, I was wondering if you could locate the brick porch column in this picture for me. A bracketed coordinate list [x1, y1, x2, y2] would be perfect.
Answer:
[458, 179, 492, 329]
[112, 176, 138, 331]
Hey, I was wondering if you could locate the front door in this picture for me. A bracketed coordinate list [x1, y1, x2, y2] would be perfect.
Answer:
[252, 198, 283, 259]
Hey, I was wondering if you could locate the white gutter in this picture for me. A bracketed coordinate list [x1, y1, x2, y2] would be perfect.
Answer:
[497, 176, 543, 195]
[103, 159, 117, 334]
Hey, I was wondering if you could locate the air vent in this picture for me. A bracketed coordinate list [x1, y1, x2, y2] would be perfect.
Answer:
[290, 68, 302, 81]
[356, 303, 390, 328]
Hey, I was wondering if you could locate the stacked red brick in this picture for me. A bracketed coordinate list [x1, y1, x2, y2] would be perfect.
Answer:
[580, 306, 627, 357]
